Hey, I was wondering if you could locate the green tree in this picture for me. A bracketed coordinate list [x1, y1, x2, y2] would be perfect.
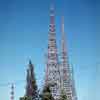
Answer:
[20, 96, 32, 100]
[40, 84, 54, 100]
[60, 90, 67, 100]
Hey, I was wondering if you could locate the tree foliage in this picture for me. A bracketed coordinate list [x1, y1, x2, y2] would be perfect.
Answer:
[20, 96, 32, 100]
[60, 90, 67, 100]
[40, 84, 54, 100]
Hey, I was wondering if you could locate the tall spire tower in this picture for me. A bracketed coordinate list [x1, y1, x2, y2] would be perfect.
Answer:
[60, 16, 77, 100]
[45, 4, 61, 100]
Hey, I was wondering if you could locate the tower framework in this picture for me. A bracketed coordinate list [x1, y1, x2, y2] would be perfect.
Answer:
[60, 16, 77, 100]
[45, 5, 61, 100]
[45, 4, 77, 100]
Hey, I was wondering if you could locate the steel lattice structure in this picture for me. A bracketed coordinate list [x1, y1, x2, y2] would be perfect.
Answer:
[45, 5, 77, 100]
[60, 16, 73, 100]
[45, 5, 61, 100]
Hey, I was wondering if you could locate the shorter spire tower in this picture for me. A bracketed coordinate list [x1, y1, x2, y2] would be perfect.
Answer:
[60, 16, 78, 100]
[60, 16, 73, 100]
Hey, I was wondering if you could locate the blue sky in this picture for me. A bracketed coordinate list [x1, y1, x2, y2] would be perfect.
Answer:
[0, 0, 100, 100]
